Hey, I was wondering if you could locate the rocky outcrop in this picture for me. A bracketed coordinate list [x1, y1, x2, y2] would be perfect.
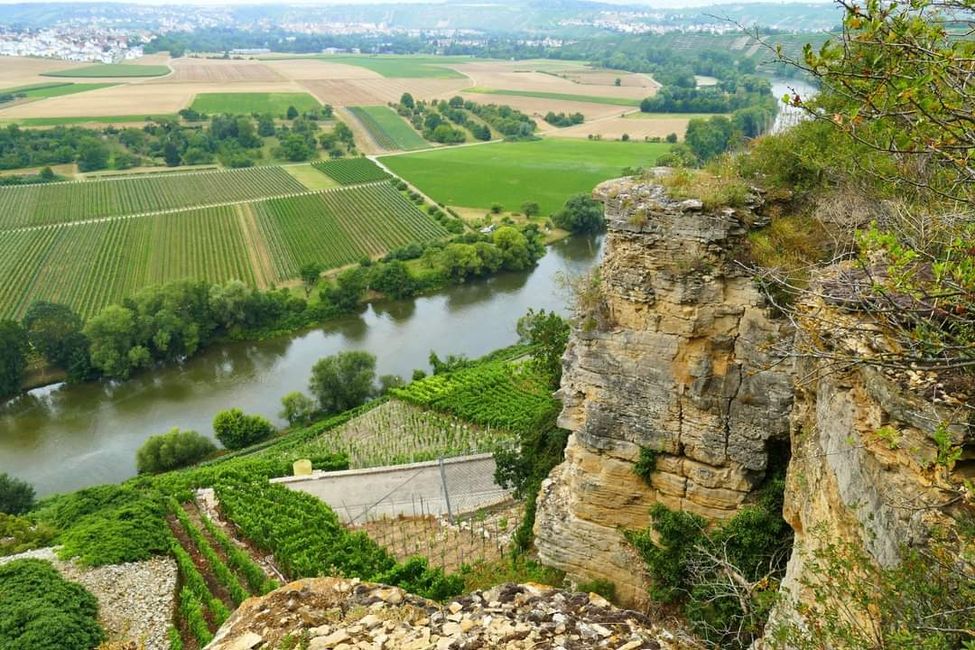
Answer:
[534, 178, 795, 607]
[204, 578, 693, 650]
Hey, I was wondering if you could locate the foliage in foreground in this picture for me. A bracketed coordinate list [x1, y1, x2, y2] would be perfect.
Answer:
[626, 476, 793, 648]
[216, 479, 464, 601]
[0, 472, 36, 515]
[0, 559, 105, 650]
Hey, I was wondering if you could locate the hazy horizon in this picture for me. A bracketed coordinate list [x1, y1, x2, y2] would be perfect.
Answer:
[0, 0, 835, 6]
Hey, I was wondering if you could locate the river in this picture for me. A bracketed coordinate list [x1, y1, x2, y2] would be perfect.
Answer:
[0, 235, 604, 497]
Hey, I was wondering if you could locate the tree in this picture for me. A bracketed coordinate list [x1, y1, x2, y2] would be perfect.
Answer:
[0, 473, 35, 515]
[38, 166, 55, 181]
[299, 262, 324, 295]
[22, 302, 83, 364]
[136, 428, 216, 474]
[517, 309, 570, 387]
[309, 351, 377, 414]
[369, 261, 415, 299]
[685, 115, 738, 162]
[162, 141, 181, 167]
[552, 194, 605, 234]
[77, 140, 109, 172]
[257, 114, 276, 137]
[666, 132, 678, 143]
[286, 105, 299, 120]
[492, 226, 534, 271]
[521, 201, 540, 217]
[279, 391, 316, 426]
[0, 320, 28, 398]
[212, 408, 276, 450]
[400, 93, 415, 109]
[278, 134, 314, 162]
[83, 305, 141, 378]
[324, 267, 367, 311]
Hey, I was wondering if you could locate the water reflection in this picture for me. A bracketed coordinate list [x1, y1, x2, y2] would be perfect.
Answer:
[0, 235, 604, 495]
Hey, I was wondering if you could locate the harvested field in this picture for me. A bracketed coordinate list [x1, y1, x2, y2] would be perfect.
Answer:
[550, 68, 659, 90]
[451, 61, 651, 100]
[264, 59, 385, 81]
[550, 115, 693, 140]
[300, 78, 472, 107]
[0, 56, 88, 89]
[158, 59, 286, 84]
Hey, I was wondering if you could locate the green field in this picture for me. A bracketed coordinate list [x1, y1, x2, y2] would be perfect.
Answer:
[312, 158, 391, 185]
[625, 112, 728, 119]
[42, 63, 171, 78]
[0, 180, 448, 317]
[0, 166, 306, 228]
[0, 114, 178, 126]
[466, 87, 642, 107]
[16, 82, 118, 99]
[190, 92, 320, 115]
[253, 182, 447, 279]
[381, 138, 671, 215]
[348, 106, 428, 151]
[264, 54, 468, 78]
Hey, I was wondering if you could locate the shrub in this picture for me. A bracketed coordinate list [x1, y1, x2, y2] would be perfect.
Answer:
[136, 428, 216, 474]
[0, 559, 105, 650]
[0, 513, 56, 556]
[551, 194, 605, 234]
[213, 408, 276, 450]
[279, 391, 317, 426]
[633, 447, 658, 485]
[0, 473, 35, 515]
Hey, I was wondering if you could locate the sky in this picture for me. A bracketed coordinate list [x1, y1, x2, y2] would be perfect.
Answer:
[0, 0, 834, 5]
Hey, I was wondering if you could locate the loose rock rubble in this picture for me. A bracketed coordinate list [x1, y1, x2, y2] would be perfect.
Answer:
[206, 578, 691, 650]
[0, 547, 177, 650]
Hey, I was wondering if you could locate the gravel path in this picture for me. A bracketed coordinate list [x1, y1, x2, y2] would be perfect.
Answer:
[0, 547, 177, 650]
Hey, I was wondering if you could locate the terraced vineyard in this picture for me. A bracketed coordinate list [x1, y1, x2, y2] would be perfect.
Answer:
[0, 166, 305, 229]
[312, 157, 391, 185]
[253, 182, 447, 280]
[348, 105, 428, 151]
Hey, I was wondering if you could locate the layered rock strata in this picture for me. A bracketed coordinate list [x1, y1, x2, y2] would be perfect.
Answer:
[534, 177, 795, 607]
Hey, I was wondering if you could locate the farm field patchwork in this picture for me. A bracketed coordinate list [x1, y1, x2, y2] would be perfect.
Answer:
[265, 54, 469, 78]
[0, 182, 447, 317]
[190, 92, 320, 115]
[0, 114, 180, 126]
[252, 182, 447, 280]
[0, 81, 119, 100]
[465, 87, 642, 107]
[381, 138, 672, 215]
[348, 105, 428, 151]
[312, 158, 391, 184]
[42, 63, 171, 78]
[0, 166, 306, 228]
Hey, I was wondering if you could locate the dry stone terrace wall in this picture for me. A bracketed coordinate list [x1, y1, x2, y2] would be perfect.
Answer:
[534, 176, 796, 607]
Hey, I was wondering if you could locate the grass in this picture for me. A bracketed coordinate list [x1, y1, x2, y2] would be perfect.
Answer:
[625, 112, 727, 120]
[283, 163, 338, 190]
[312, 158, 391, 185]
[465, 87, 642, 107]
[190, 92, 320, 116]
[42, 63, 171, 78]
[349, 105, 428, 151]
[16, 82, 118, 100]
[381, 138, 672, 215]
[262, 54, 468, 79]
[1, 115, 178, 126]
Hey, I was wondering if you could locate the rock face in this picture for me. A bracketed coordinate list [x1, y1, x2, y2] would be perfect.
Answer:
[204, 578, 693, 650]
[534, 178, 795, 607]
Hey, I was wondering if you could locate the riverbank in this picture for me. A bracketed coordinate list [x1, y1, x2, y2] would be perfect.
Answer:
[1, 234, 603, 496]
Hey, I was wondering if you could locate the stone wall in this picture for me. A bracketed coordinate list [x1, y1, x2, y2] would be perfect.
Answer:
[534, 178, 796, 607]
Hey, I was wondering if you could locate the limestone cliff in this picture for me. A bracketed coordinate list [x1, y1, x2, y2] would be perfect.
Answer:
[534, 177, 796, 607]
[533, 175, 973, 630]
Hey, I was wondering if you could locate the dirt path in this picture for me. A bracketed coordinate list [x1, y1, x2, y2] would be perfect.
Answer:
[335, 105, 382, 154]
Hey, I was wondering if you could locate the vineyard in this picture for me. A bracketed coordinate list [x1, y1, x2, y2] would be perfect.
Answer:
[348, 105, 428, 151]
[252, 182, 447, 280]
[166, 498, 279, 649]
[0, 166, 306, 229]
[0, 181, 450, 318]
[312, 157, 391, 185]
[271, 400, 516, 468]
[392, 359, 560, 434]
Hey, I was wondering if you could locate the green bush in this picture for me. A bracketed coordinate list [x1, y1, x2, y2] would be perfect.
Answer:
[0, 473, 35, 515]
[633, 447, 658, 485]
[0, 513, 56, 556]
[136, 428, 216, 474]
[551, 194, 605, 234]
[213, 408, 276, 450]
[0, 559, 105, 650]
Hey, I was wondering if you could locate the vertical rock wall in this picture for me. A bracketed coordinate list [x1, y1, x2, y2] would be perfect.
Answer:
[534, 178, 796, 607]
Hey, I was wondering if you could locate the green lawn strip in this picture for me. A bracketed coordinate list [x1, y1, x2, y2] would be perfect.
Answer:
[349, 105, 428, 151]
[625, 112, 729, 119]
[22, 83, 118, 100]
[0, 81, 74, 93]
[465, 87, 642, 107]
[190, 92, 320, 115]
[42, 63, 171, 78]
[284, 163, 339, 190]
[1, 114, 178, 126]
[381, 138, 671, 215]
